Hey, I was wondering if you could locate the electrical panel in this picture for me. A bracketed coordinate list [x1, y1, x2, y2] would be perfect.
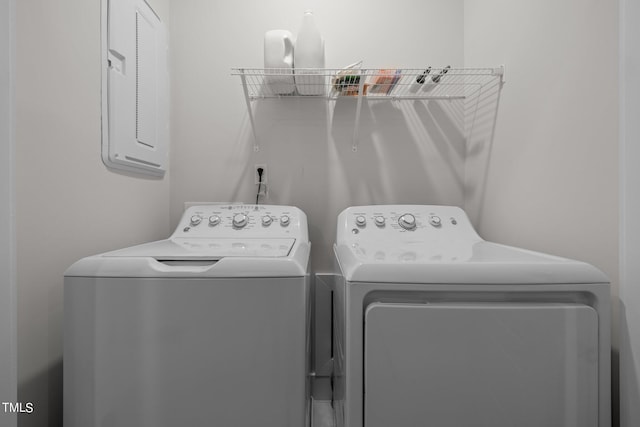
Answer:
[101, 0, 169, 176]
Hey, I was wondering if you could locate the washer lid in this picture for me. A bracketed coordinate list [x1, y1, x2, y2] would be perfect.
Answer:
[334, 240, 608, 284]
[103, 238, 297, 259]
[65, 237, 310, 278]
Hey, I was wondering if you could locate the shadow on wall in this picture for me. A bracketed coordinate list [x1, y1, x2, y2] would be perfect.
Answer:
[463, 77, 504, 225]
[18, 359, 62, 427]
[237, 96, 467, 206]
[235, 93, 468, 270]
[329, 97, 466, 206]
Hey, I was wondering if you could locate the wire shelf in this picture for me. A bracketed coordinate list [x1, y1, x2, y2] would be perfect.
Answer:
[232, 67, 503, 100]
[231, 66, 505, 151]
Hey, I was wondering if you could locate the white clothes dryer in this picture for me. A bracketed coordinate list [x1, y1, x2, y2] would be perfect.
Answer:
[333, 205, 610, 427]
[64, 204, 311, 427]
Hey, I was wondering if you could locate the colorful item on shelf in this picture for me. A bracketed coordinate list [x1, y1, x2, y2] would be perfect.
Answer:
[368, 69, 402, 95]
[332, 61, 365, 96]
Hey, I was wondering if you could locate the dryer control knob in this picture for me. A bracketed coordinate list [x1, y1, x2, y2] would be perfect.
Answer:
[355, 215, 367, 227]
[190, 215, 203, 226]
[262, 215, 273, 226]
[280, 215, 290, 227]
[374, 216, 386, 227]
[398, 214, 416, 230]
[232, 213, 248, 228]
[429, 215, 442, 227]
[208, 215, 221, 226]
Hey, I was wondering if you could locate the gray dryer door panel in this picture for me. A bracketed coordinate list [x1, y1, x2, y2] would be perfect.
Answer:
[364, 302, 598, 427]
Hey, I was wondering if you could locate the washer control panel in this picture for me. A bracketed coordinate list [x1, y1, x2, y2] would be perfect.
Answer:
[337, 205, 480, 244]
[336, 205, 482, 263]
[172, 204, 307, 239]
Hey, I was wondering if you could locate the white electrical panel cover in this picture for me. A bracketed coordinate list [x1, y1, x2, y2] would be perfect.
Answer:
[102, 0, 168, 176]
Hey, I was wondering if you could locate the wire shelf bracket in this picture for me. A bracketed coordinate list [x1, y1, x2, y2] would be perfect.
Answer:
[232, 66, 505, 152]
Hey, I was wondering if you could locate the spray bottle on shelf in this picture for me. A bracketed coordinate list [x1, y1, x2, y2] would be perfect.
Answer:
[422, 65, 451, 93]
[409, 67, 432, 93]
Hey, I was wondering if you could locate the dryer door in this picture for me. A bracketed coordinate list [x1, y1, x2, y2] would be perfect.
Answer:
[364, 302, 598, 427]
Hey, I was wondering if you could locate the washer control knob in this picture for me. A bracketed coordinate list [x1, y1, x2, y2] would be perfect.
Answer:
[429, 215, 442, 227]
[232, 213, 249, 228]
[280, 215, 290, 227]
[374, 216, 386, 227]
[190, 215, 202, 226]
[355, 215, 367, 227]
[262, 215, 273, 226]
[398, 214, 416, 230]
[208, 215, 221, 226]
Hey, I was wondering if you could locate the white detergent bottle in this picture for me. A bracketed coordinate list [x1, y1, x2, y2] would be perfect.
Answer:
[264, 30, 296, 95]
[294, 10, 325, 95]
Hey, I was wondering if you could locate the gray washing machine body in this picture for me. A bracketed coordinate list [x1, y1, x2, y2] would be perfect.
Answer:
[64, 204, 311, 427]
[333, 205, 610, 427]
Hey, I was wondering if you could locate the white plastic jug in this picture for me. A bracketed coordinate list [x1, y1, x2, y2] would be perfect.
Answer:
[294, 10, 325, 95]
[264, 30, 295, 95]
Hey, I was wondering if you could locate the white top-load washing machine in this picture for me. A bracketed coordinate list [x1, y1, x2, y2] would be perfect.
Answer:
[333, 205, 611, 427]
[64, 204, 311, 427]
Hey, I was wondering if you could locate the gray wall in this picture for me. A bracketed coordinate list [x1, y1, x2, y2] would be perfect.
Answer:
[464, 0, 620, 421]
[620, 0, 640, 425]
[15, 0, 171, 426]
[0, 0, 17, 426]
[169, 0, 465, 272]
